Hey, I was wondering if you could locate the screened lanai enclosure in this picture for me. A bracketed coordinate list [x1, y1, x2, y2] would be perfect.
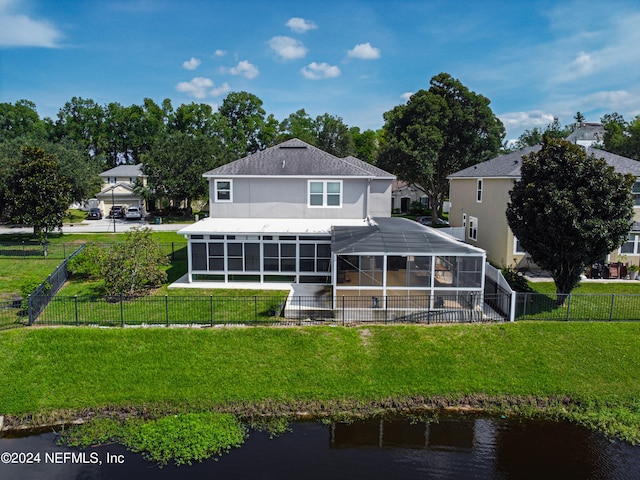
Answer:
[330, 218, 487, 315]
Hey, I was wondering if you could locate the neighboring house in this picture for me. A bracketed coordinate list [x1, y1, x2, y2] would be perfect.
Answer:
[178, 139, 487, 304]
[95, 164, 146, 215]
[448, 145, 640, 269]
[391, 180, 429, 213]
[565, 122, 605, 148]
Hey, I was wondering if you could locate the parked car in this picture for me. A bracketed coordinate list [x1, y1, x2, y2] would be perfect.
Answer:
[86, 208, 103, 220]
[110, 206, 125, 218]
[125, 206, 143, 220]
[416, 216, 449, 227]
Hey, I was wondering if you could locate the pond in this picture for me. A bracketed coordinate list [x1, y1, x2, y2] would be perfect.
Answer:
[1, 415, 639, 479]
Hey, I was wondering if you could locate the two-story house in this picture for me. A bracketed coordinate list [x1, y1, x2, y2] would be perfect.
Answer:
[448, 145, 640, 269]
[95, 164, 146, 215]
[178, 139, 487, 306]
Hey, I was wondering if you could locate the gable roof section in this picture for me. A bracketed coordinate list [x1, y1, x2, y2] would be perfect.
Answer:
[448, 146, 640, 179]
[204, 138, 395, 178]
[100, 164, 144, 177]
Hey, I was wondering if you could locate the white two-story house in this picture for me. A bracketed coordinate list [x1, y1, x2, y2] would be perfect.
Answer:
[179, 139, 487, 307]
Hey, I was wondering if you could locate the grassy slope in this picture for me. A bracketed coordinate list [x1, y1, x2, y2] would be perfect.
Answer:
[1, 323, 639, 416]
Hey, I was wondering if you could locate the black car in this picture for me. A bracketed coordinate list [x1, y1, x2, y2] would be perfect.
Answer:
[110, 206, 125, 218]
[87, 208, 103, 220]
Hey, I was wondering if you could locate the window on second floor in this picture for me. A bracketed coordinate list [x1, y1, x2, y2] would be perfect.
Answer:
[633, 182, 640, 206]
[308, 180, 342, 207]
[215, 180, 232, 202]
[476, 179, 483, 203]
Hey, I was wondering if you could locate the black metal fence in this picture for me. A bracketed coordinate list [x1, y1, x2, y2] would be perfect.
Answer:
[516, 292, 640, 321]
[25, 293, 508, 327]
[0, 242, 187, 262]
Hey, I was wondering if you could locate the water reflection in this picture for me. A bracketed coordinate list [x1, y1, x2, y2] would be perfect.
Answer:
[1, 415, 639, 479]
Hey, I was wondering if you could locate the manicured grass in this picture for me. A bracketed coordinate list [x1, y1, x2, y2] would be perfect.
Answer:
[1, 323, 640, 416]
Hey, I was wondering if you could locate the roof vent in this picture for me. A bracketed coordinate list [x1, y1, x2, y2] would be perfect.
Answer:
[282, 160, 286, 169]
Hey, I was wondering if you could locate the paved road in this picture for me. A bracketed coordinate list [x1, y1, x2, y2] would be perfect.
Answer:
[0, 218, 192, 235]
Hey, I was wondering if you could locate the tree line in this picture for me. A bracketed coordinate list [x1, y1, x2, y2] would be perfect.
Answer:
[1, 72, 639, 250]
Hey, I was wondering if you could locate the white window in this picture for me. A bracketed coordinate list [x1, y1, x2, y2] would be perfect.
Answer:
[308, 180, 342, 207]
[215, 180, 232, 202]
[621, 235, 640, 254]
[462, 213, 467, 229]
[476, 179, 483, 203]
[469, 216, 478, 241]
[108, 177, 116, 184]
[514, 236, 526, 254]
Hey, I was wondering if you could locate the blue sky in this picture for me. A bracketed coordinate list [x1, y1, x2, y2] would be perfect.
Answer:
[1, 0, 639, 142]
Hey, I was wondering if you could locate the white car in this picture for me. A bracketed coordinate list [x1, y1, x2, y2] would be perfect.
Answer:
[125, 206, 143, 220]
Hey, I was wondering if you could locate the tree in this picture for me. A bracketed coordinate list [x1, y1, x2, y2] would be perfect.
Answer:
[513, 117, 573, 149]
[350, 127, 380, 163]
[506, 138, 635, 302]
[601, 113, 640, 161]
[142, 131, 225, 215]
[5, 146, 73, 244]
[378, 73, 504, 222]
[314, 113, 353, 157]
[277, 109, 317, 144]
[216, 91, 277, 157]
[70, 228, 168, 296]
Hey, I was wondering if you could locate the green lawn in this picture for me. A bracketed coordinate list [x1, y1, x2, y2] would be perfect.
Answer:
[2, 323, 640, 443]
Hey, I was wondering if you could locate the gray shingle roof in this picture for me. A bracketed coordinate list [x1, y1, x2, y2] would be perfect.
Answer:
[204, 138, 395, 178]
[448, 146, 640, 179]
[100, 164, 144, 177]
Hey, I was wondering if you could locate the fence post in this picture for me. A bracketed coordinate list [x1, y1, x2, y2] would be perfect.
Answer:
[22, 241, 25, 259]
[523, 293, 528, 318]
[298, 296, 301, 326]
[342, 296, 345, 326]
[384, 296, 388, 324]
[166, 295, 169, 327]
[120, 293, 124, 327]
[27, 294, 33, 325]
[210, 295, 213, 326]
[75, 295, 79, 326]
[254, 296, 258, 325]
[566, 294, 571, 321]
[510, 291, 517, 322]
[610, 294, 615, 322]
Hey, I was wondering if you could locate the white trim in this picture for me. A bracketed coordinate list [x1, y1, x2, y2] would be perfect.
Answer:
[214, 179, 233, 203]
[468, 216, 478, 241]
[307, 180, 343, 208]
[204, 173, 395, 180]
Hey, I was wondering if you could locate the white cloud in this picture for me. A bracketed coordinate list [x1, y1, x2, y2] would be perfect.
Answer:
[569, 51, 595, 76]
[499, 110, 556, 132]
[301, 62, 341, 80]
[347, 42, 381, 60]
[175, 77, 214, 99]
[211, 82, 231, 97]
[182, 57, 201, 70]
[214, 49, 226, 57]
[0, 0, 63, 47]
[401, 92, 413, 102]
[268, 36, 308, 60]
[286, 17, 317, 33]
[228, 60, 259, 79]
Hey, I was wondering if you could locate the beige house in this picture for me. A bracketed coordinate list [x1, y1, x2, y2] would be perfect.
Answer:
[95, 164, 146, 215]
[448, 146, 640, 270]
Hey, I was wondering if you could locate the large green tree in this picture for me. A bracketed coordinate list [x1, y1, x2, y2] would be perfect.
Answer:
[5, 146, 73, 243]
[377, 73, 505, 222]
[216, 91, 278, 158]
[601, 113, 640, 161]
[142, 131, 225, 215]
[506, 138, 635, 301]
